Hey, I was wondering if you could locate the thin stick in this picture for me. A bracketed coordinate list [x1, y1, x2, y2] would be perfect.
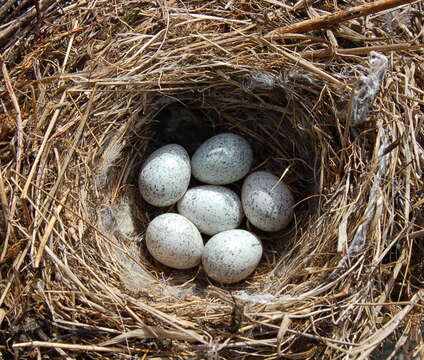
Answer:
[12, 169, 113, 244]
[303, 43, 424, 59]
[0, 169, 12, 263]
[34, 192, 68, 268]
[0, 240, 30, 306]
[262, 0, 293, 10]
[0, 0, 18, 19]
[128, 298, 207, 344]
[60, 20, 79, 81]
[0, 308, 5, 325]
[269, 0, 416, 35]
[351, 290, 423, 356]
[1, 60, 23, 181]
[0, 0, 54, 46]
[410, 229, 424, 239]
[44, 246, 89, 293]
[259, 38, 349, 90]
[53, 319, 120, 334]
[21, 91, 67, 199]
[0, 170, 8, 217]
[12, 341, 121, 352]
[47, 86, 97, 201]
[1, 59, 24, 263]
[36, 329, 74, 360]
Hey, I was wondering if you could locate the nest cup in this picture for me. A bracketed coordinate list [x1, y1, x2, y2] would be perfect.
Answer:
[96, 77, 321, 289]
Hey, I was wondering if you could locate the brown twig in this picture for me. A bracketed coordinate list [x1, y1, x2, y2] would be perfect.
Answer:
[0, 169, 13, 263]
[0, 59, 24, 263]
[258, 37, 350, 90]
[0, 0, 54, 48]
[21, 91, 67, 199]
[34, 191, 68, 268]
[0, 0, 19, 20]
[268, 0, 416, 35]
[12, 341, 121, 352]
[303, 43, 424, 59]
[33, 0, 42, 41]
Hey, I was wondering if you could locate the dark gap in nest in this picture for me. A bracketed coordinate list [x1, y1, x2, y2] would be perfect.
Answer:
[370, 330, 419, 360]
[116, 85, 322, 289]
[410, 236, 424, 288]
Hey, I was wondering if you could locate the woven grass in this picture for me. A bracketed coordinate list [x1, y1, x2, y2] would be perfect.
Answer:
[1, 0, 423, 359]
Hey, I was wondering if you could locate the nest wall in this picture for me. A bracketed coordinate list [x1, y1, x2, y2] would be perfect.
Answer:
[0, 1, 423, 359]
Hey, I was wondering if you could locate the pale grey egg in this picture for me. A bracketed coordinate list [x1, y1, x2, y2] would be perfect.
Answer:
[138, 144, 190, 207]
[202, 229, 263, 284]
[145, 213, 203, 269]
[177, 185, 243, 236]
[242, 171, 294, 232]
[191, 133, 253, 185]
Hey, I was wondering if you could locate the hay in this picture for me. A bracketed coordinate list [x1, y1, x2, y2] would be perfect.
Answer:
[1, 0, 423, 358]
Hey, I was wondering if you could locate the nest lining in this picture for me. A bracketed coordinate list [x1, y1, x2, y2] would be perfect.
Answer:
[98, 86, 318, 285]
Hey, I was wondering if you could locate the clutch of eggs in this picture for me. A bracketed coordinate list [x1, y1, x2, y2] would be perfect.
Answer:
[138, 132, 294, 283]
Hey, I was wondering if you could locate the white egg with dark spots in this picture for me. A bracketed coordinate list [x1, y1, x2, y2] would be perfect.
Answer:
[202, 229, 263, 284]
[177, 185, 243, 236]
[138, 144, 190, 207]
[145, 213, 203, 269]
[191, 133, 253, 185]
[242, 171, 294, 232]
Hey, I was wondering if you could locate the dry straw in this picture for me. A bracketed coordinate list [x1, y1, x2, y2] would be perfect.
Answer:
[1, 0, 423, 359]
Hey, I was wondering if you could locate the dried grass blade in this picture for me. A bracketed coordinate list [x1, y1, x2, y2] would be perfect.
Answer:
[0, 308, 5, 325]
[47, 86, 97, 200]
[100, 328, 153, 346]
[337, 206, 352, 253]
[34, 191, 68, 268]
[12, 341, 121, 352]
[0, 240, 30, 306]
[44, 246, 89, 293]
[100, 326, 199, 346]
[21, 91, 67, 199]
[0, 168, 13, 262]
[130, 299, 207, 344]
[351, 290, 423, 357]
[269, 0, 416, 35]
[277, 314, 291, 355]
[259, 38, 349, 90]
[2, 55, 22, 176]
[303, 43, 424, 59]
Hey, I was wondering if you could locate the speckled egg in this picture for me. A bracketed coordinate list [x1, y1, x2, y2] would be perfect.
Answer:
[145, 213, 203, 269]
[138, 144, 191, 207]
[191, 133, 253, 185]
[242, 171, 294, 232]
[177, 185, 243, 236]
[202, 230, 263, 284]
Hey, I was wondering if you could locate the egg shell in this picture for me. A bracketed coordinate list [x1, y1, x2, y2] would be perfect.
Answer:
[202, 229, 263, 284]
[177, 185, 243, 236]
[138, 144, 190, 207]
[145, 213, 203, 269]
[242, 171, 294, 232]
[191, 133, 253, 185]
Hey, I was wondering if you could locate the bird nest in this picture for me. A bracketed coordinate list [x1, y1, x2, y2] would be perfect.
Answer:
[1, 0, 423, 359]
